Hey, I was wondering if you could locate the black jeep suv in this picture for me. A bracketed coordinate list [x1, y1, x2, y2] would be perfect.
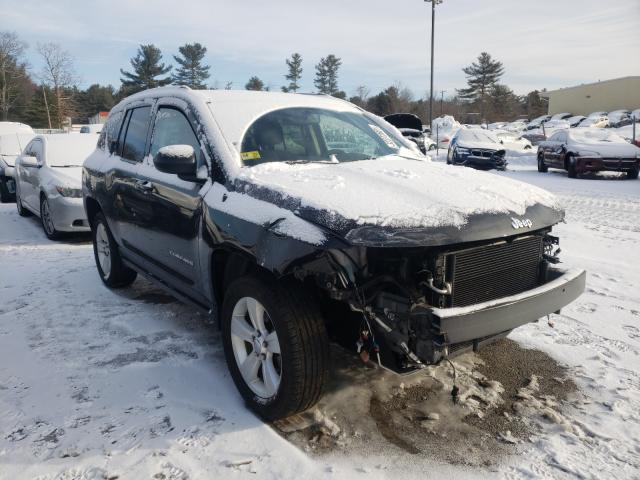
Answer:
[83, 87, 585, 420]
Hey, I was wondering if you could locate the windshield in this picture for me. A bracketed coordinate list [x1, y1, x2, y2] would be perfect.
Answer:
[46, 137, 97, 167]
[240, 107, 407, 165]
[457, 129, 499, 144]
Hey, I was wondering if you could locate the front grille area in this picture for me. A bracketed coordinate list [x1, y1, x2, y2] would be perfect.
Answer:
[470, 149, 494, 158]
[446, 235, 543, 307]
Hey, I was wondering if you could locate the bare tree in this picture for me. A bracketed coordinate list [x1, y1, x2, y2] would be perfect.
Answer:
[0, 32, 28, 121]
[37, 42, 76, 128]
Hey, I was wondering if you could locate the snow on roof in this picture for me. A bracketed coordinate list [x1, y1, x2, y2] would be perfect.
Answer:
[0, 122, 33, 135]
[569, 129, 629, 144]
[0, 133, 35, 155]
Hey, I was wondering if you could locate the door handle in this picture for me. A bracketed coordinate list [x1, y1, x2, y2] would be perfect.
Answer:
[135, 180, 154, 192]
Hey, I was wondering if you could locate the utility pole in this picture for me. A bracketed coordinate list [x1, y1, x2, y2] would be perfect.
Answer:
[42, 85, 52, 130]
[440, 89, 446, 116]
[425, 0, 443, 131]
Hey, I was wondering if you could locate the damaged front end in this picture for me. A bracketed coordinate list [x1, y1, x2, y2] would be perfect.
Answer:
[295, 228, 585, 374]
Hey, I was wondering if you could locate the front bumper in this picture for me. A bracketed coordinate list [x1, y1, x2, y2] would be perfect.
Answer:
[49, 195, 90, 232]
[576, 156, 638, 172]
[430, 267, 586, 345]
[455, 154, 507, 170]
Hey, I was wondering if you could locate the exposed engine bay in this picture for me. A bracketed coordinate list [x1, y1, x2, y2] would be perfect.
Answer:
[295, 228, 563, 373]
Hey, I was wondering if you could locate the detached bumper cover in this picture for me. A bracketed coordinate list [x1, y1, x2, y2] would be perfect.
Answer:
[430, 267, 586, 344]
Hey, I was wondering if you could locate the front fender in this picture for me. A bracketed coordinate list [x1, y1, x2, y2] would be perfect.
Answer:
[202, 182, 346, 275]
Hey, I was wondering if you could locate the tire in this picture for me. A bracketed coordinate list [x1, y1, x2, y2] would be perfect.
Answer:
[428, 143, 436, 151]
[628, 166, 639, 180]
[537, 153, 548, 173]
[15, 184, 32, 217]
[91, 212, 137, 288]
[221, 274, 329, 421]
[40, 195, 62, 240]
[566, 154, 578, 178]
[0, 176, 15, 203]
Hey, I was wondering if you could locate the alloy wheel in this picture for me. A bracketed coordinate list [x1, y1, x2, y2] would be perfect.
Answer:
[230, 296, 282, 398]
[41, 198, 55, 235]
[95, 222, 112, 278]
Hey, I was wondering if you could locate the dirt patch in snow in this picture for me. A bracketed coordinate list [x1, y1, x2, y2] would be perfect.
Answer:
[276, 338, 579, 469]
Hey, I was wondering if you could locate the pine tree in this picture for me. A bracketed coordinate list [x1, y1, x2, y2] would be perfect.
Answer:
[457, 52, 504, 121]
[282, 53, 302, 93]
[172, 43, 210, 89]
[314, 55, 342, 96]
[120, 44, 172, 95]
[245, 76, 265, 91]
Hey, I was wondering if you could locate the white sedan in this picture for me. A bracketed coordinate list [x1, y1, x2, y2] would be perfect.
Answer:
[14, 134, 97, 239]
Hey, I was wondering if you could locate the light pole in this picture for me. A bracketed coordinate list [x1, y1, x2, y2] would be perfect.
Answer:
[425, 0, 442, 132]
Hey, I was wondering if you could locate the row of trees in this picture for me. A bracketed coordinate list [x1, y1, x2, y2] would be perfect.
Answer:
[0, 30, 547, 128]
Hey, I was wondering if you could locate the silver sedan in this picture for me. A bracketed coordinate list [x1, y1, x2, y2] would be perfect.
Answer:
[14, 134, 97, 239]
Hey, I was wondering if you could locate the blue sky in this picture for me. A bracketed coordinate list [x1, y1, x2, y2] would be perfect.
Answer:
[2, 0, 639, 99]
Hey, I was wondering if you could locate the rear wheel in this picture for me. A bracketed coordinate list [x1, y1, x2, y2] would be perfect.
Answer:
[627, 166, 639, 180]
[221, 274, 329, 420]
[537, 153, 548, 172]
[15, 184, 31, 217]
[566, 154, 578, 178]
[92, 212, 137, 288]
[40, 196, 62, 240]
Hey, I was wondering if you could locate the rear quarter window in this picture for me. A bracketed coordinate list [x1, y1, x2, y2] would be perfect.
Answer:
[97, 110, 125, 153]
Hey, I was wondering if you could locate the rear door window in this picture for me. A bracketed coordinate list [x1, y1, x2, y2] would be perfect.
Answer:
[121, 106, 151, 162]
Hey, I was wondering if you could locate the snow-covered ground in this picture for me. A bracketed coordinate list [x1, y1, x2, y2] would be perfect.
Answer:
[1, 159, 639, 479]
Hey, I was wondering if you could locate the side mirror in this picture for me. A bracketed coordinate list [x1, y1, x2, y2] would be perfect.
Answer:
[153, 145, 197, 176]
[20, 155, 40, 168]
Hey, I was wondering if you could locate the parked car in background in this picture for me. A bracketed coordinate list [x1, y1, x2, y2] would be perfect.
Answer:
[567, 115, 586, 127]
[431, 115, 463, 148]
[537, 128, 640, 179]
[550, 112, 572, 121]
[631, 109, 640, 122]
[493, 130, 533, 150]
[82, 87, 585, 420]
[0, 132, 35, 202]
[80, 124, 103, 134]
[14, 135, 97, 239]
[578, 115, 609, 128]
[522, 120, 570, 146]
[587, 111, 608, 118]
[447, 128, 507, 170]
[525, 115, 551, 131]
[607, 110, 632, 128]
[384, 113, 433, 153]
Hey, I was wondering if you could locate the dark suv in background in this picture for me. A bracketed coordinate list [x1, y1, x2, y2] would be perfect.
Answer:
[83, 87, 585, 420]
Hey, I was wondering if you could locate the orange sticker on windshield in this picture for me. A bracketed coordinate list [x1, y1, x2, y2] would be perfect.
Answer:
[241, 151, 261, 161]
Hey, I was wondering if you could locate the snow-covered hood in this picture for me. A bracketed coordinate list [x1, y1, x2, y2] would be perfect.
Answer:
[234, 157, 563, 247]
[47, 166, 83, 188]
[457, 139, 504, 151]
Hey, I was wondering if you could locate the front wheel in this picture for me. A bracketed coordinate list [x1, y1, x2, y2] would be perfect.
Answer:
[91, 212, 137, 288]
[40, 196, 62, 240]
[15, 184, 32, 217]
[628, 166, 639, 180]
[566, 154, 578, 178]
[221, 274, 329, 420]
[537, 154, 548, 172]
